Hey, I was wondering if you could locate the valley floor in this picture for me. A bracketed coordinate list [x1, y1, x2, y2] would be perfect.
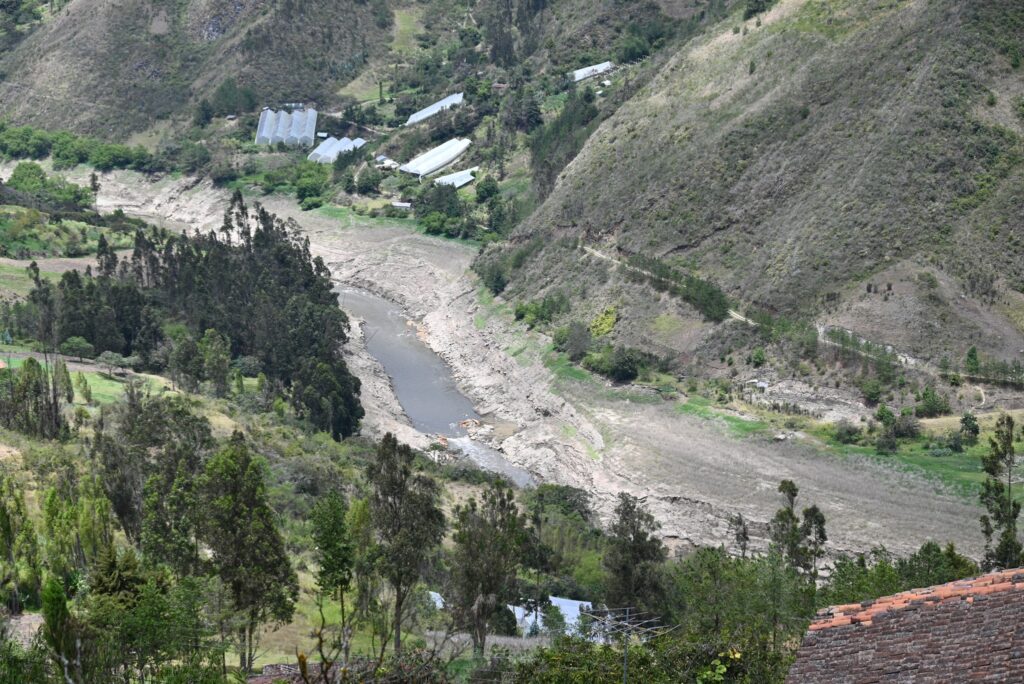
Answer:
[15, 163, 984, 558]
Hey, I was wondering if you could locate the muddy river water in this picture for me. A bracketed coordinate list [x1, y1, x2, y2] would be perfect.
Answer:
[335, 285, 535, 487]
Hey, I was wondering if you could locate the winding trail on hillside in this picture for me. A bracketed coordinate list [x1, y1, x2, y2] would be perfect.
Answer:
[26, 165, 986, 559]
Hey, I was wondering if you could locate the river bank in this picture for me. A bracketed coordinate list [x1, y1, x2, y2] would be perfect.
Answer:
[19, 164, 984, 558]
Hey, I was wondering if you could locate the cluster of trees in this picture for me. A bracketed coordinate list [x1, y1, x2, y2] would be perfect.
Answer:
[3, 162, 92, 210]
[625, 254, 731, 323]
[530, 87, 600, 198]
[0, 124, 160, 173]
[8, 195, 363, 439]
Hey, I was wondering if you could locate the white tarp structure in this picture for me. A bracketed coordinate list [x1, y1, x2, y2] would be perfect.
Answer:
[405, 93, 464, 126]
[569, 61, 613, 82]
[307, 135, 366, 164]
[400, 138, 471, 177]
[255, 109, 276, 145]
[255, 108, 318, 146]
[510, 596, 592, 636]
[271, 111, 292, 144]
[434, 166, 479, 189]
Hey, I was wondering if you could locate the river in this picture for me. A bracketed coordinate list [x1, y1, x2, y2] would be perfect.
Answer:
[335, 285, 535, 487]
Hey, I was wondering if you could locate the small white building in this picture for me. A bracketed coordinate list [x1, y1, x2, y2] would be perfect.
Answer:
[569, 61, 613, 83]
[434, 166, 479, 189]
[405, 93, 465, 126]
[400, 138, 472, 178]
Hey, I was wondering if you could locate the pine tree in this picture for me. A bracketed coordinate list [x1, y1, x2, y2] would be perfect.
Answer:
[980, 414, 1021, 569]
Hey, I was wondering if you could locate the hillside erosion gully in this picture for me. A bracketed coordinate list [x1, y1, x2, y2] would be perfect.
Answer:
[9, 165, 983, 559]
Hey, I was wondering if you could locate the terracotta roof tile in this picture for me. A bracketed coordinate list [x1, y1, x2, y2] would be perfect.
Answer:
[806, 568, 1024, 632]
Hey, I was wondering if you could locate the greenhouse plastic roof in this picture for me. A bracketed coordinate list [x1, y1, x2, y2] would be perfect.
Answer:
[405, 92, 464, 126]
[400, 138, 471, 177]
[570, 61, 613, 82]
[307, 135, 366, 164]
[255, 108, 317, 146]
[434, 166, 479, 189]
[255, 109, 276, 145]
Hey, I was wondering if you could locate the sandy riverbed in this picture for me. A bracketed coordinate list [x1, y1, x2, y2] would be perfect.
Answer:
[23, 165, 983, 558]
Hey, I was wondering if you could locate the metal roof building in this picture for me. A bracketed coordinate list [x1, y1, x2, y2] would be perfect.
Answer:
[569, 61, 613, 82]
[434, 166, 479, 189]
[405, 93, 464, 126]
[400, 138, 472, 177]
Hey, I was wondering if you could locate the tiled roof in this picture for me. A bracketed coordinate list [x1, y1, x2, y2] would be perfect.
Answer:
[787, 568, 1024, 683]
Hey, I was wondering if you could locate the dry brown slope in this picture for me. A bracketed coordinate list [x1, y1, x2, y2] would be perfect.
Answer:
[0, 0, 387, 135]
[488, 0, 1024, 349]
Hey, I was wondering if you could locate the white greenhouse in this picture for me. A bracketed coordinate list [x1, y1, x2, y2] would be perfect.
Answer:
[255, 109, 276, 145]
[434, 166, 479, 189]
[307, 135, 366, 164]
[400, 138, 472, 178]
[254, 108, 317, 147]
[405, 92, 464, 126]
[569, 61, 613, 83]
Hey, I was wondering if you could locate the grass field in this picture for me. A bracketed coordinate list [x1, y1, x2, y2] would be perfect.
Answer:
[0, 262, 59, 297]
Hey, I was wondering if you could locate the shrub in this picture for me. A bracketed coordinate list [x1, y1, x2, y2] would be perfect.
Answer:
[891, 414, 921, 439]
[834, 420, 861, 445]
[876, 431, 898, 454]
[553, 321, 592, 362]
[584, 346, 645, 383]
[589, 307, 617, 337]
[874, 404, 895, 426]
[959, 412, 980, 445]
[859, 378, 883, 405]
[915, 385, 950, 418]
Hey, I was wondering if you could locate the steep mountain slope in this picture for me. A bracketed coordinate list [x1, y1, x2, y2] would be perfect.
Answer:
[0, 0, 388, 135]
[485, 0, 1024, 359]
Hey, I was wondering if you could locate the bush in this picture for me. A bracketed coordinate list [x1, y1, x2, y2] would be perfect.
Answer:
[874, 404, 895, 426]
[915, 385, 950, 418]
[960, 412, 980, 445]
[589, 307, 617, 337]
[834, 420, 861, 445]
[876, 431, 898, 454]
[859, 378, 883, 405]
[891, 414, 921, 439]
[584, 346, 645, 383]
[514, 292, 569, 329]
[553, 321, 592, 362]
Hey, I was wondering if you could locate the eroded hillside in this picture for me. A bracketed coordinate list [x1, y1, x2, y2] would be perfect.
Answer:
[484, 0, 1024, 360]
[0, 0, 389, 134]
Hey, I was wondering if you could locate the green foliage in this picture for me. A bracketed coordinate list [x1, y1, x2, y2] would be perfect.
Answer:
[475, 175, 500, 204]
[6, 162, 91, 209]
[979, 414, 1022, 570]
[0, 357, 71, 440]
[625, 254, 731, 323]
[451, 482, 528, 653]
[589, 306, 617, 337]
[583, 346, 650, 383]
[514, 291, 569, 328]
[915, 385, 951, 418]
[208, 78, 257, 117]
[821, 542, 978, 607]
[960, 411, 980, 445]
[199, 433, 298, 671]
[553, 321, 593, 362]
[367, 433, 445, 653]
[530, 87, 600, 197]
[59, 335, 94, 360]
[604, 493, 665, 611]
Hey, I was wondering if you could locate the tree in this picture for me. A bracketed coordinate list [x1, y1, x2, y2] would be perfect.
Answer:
[366, 434, 445, 655]
[308, 491, 357, 677]
[769, 480, 827, 577]
[198, 433, 298, 672]
[475, 176, 499, 204]
[450, 483, 528, 654]
[59, 336, 94, 361]
[979, 414, 1021, 570]
[960, 412, 980, 446]
[97, 350, 126, 377]
[603, 493, 666, 610]
[198, 328, 230, 397]
[356, 168, 382, 195]
[965, 345, 980, 374]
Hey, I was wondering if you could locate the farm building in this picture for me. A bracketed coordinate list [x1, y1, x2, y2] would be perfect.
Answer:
[569, 61, 613, 82]
[787, 568, 1024, 683]
[254, 108, 318, 146]
[405, 92, 464, 126]
[307, 136, 366, 164]
[400, 138, 472, 178]
[433, 166, 479, 189]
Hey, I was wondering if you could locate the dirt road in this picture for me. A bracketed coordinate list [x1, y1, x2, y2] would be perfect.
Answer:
[68, 168, 984, 558]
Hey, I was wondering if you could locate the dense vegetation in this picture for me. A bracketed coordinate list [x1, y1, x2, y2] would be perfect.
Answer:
[3, 193, 363, 439]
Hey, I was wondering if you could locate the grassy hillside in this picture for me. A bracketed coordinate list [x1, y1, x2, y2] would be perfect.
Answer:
[483, 0, 1024, 357]
[0, 0, 390, 135]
